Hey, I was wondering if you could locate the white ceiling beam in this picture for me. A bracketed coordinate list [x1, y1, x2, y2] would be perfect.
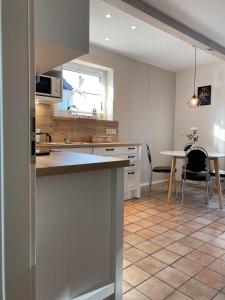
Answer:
[103, 0, 225, 61]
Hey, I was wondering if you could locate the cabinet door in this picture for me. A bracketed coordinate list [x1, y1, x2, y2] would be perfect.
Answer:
[35, 0, 89, 74]
[59, 148, 92, 154]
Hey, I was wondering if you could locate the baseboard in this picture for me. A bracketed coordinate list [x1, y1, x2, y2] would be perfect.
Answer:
[141, 179, 168, 187]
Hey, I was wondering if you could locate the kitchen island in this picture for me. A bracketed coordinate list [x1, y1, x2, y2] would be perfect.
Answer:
[36, 151, 129, 300]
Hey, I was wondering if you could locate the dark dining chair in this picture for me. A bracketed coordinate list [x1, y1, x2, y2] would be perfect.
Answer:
[184, 142, 193, 151]
[181, 146, 211, 211]
[146, 143, 177, 198]
[209, 170, 225, 196]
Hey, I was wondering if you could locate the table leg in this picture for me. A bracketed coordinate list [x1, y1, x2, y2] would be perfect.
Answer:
[214, 158, 224, 209]
[167, 157, 176, 204]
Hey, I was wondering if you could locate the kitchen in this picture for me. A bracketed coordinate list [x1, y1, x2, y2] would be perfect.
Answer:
[2, 1, 225, 300]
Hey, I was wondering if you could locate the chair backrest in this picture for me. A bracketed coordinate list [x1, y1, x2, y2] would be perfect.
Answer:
[185, 146, 208, 172]
[184, 142, 193, 151]
[146, 143, 152, 166]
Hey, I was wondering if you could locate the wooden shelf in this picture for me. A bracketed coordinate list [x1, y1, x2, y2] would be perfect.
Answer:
[52, 115, 118, 124]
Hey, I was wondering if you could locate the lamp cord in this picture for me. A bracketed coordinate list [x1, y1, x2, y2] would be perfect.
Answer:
[194, 46, 197, 95]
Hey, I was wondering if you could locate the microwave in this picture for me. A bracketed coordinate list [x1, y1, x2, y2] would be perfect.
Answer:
[36, 75, 62, 99]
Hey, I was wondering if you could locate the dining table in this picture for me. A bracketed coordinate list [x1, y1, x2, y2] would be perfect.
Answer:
[161, 151, 225, 209]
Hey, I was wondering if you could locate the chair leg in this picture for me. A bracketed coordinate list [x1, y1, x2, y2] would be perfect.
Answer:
[149, 172, 153, 195]
[181, 179, 185, 210]
[173, 174, 177, 200]
[206, 181, 210, 213]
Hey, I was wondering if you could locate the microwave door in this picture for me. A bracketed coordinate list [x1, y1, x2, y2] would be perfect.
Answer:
[36, 76, 52, 96]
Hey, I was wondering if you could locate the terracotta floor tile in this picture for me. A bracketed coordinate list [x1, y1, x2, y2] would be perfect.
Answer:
[126, 215, 142, 223]
[210, 222, 225, 231]
[136, 229, 158, 239]
[137, 276, 174, 300]
[220, 254, 225, 261]
[218, 218, 225, 224]
[135, 211, 151, 219]
[195, 268, 225, 290]
[179, 278, 217, 300]
[166, 242, 192, 256]
[124, 247, 148, 263]
[123, 265, 151, 286]
[135, 240, 162, 254]
[124, 230, 130, 236]
[146, 215, 164, 224]
[175, 225, 197, 235]
[182, 213, 198, 220]
[123, 280, 132, 293]
[134, 219, 154, 228]
[186, 249, 215, 266]
[200, 226, 223, 236]
[194, 217, 213, 225]
[190, 231, 214, 242]
[136, 256, 167, 275]
[124, 233, 145, 246]
[202, 214, 221, 222]
[151, 234, 174, 247]
[165, 290, 192, 300]
[157, 212, 173, 219]
[160, 220, 179, 229]
[123, 258, 132, 269]
[156, 266, 190, 288]
[124, 223, 143, 233]
[199, 243, 225, 258]
[162, 230, 186, 241]
[123, 288, 149, 300]
[146, 208, 161, 215]
[180, 236, 204, 249]
[209, 259, 225, 276]
[218, 232, 225, 240]
[123, 242, 132, 250]
[213, 293, 225, 300]
[185, 220, 205, 230]
[148, 224, 169, 234]
[172, 257, 204, 276]
[152, 249, 180, 265]
[209, 238, 225, 249]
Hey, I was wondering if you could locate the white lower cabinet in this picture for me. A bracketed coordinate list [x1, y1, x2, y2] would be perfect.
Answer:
[93, 146, 141, 200]
[59, 145, 141, 200]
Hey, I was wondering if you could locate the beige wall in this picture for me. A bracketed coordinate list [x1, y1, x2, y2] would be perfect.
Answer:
[174, 61, 225, 172]
[80, 45, 176, 184]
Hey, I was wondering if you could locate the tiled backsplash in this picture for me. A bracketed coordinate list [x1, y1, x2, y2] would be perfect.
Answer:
[36, 104, 119, 142]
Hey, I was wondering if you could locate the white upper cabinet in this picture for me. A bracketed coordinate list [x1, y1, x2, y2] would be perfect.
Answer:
[35, 0, 89, 74]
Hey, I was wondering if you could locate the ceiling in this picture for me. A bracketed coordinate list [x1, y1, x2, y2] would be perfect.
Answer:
[142, 0, 225, 49]
[90, 0, 221, 72]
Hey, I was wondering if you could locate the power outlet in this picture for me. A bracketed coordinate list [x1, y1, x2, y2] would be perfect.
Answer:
[105, 128, 117, 135]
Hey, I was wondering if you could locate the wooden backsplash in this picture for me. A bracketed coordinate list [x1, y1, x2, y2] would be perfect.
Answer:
[36, 104, 119, 142]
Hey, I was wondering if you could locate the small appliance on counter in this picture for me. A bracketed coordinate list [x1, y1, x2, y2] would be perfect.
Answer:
[36, 148, 50, 156]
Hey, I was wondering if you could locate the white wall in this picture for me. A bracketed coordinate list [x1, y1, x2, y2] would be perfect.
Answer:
[175, 61, 225, 172]
[81, 45, 176, 184]
[175, 62, 225, 151]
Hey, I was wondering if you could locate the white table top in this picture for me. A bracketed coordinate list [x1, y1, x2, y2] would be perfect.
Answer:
[161, 151, 225, 159]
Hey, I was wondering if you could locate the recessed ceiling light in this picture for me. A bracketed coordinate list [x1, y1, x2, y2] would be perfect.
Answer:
[105, 13, 112, 18]
[105, 37, 110, 41]
[131, 25, 137, 30]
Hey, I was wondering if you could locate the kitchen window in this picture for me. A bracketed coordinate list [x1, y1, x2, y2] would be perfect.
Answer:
[58, 62, 113, 119]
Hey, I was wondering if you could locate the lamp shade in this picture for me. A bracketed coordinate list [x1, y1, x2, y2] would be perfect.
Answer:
[187, 94, 199, 108]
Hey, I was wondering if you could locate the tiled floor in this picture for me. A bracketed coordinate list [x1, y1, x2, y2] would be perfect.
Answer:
[123, 182, 225, 300]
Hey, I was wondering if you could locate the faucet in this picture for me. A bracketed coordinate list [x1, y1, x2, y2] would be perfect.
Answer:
[62, 133, 71, 144]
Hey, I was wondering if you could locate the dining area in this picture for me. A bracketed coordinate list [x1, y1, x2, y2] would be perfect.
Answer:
[146, 127, 225, 212]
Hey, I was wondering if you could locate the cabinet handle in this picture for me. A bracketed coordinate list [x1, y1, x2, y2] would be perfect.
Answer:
[128, 171, 135, 175]
[128, 155, 135, 158]
[128, 147, 135, 150]
[106, 148, 114, 151]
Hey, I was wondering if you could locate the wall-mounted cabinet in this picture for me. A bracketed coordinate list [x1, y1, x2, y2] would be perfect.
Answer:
[35, 0, 89, 74]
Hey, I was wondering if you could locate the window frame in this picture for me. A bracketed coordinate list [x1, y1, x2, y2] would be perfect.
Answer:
[63, 62, 107, 116]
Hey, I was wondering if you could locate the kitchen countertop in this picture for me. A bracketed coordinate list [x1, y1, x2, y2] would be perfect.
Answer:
[37, 141, 142, 149]
[36, 151, 129, 177]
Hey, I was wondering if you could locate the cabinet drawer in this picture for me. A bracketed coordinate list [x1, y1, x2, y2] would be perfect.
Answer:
[93, 146, 138, 156]
[124, 170, 138, 192]
[59, 148, 92, 154]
